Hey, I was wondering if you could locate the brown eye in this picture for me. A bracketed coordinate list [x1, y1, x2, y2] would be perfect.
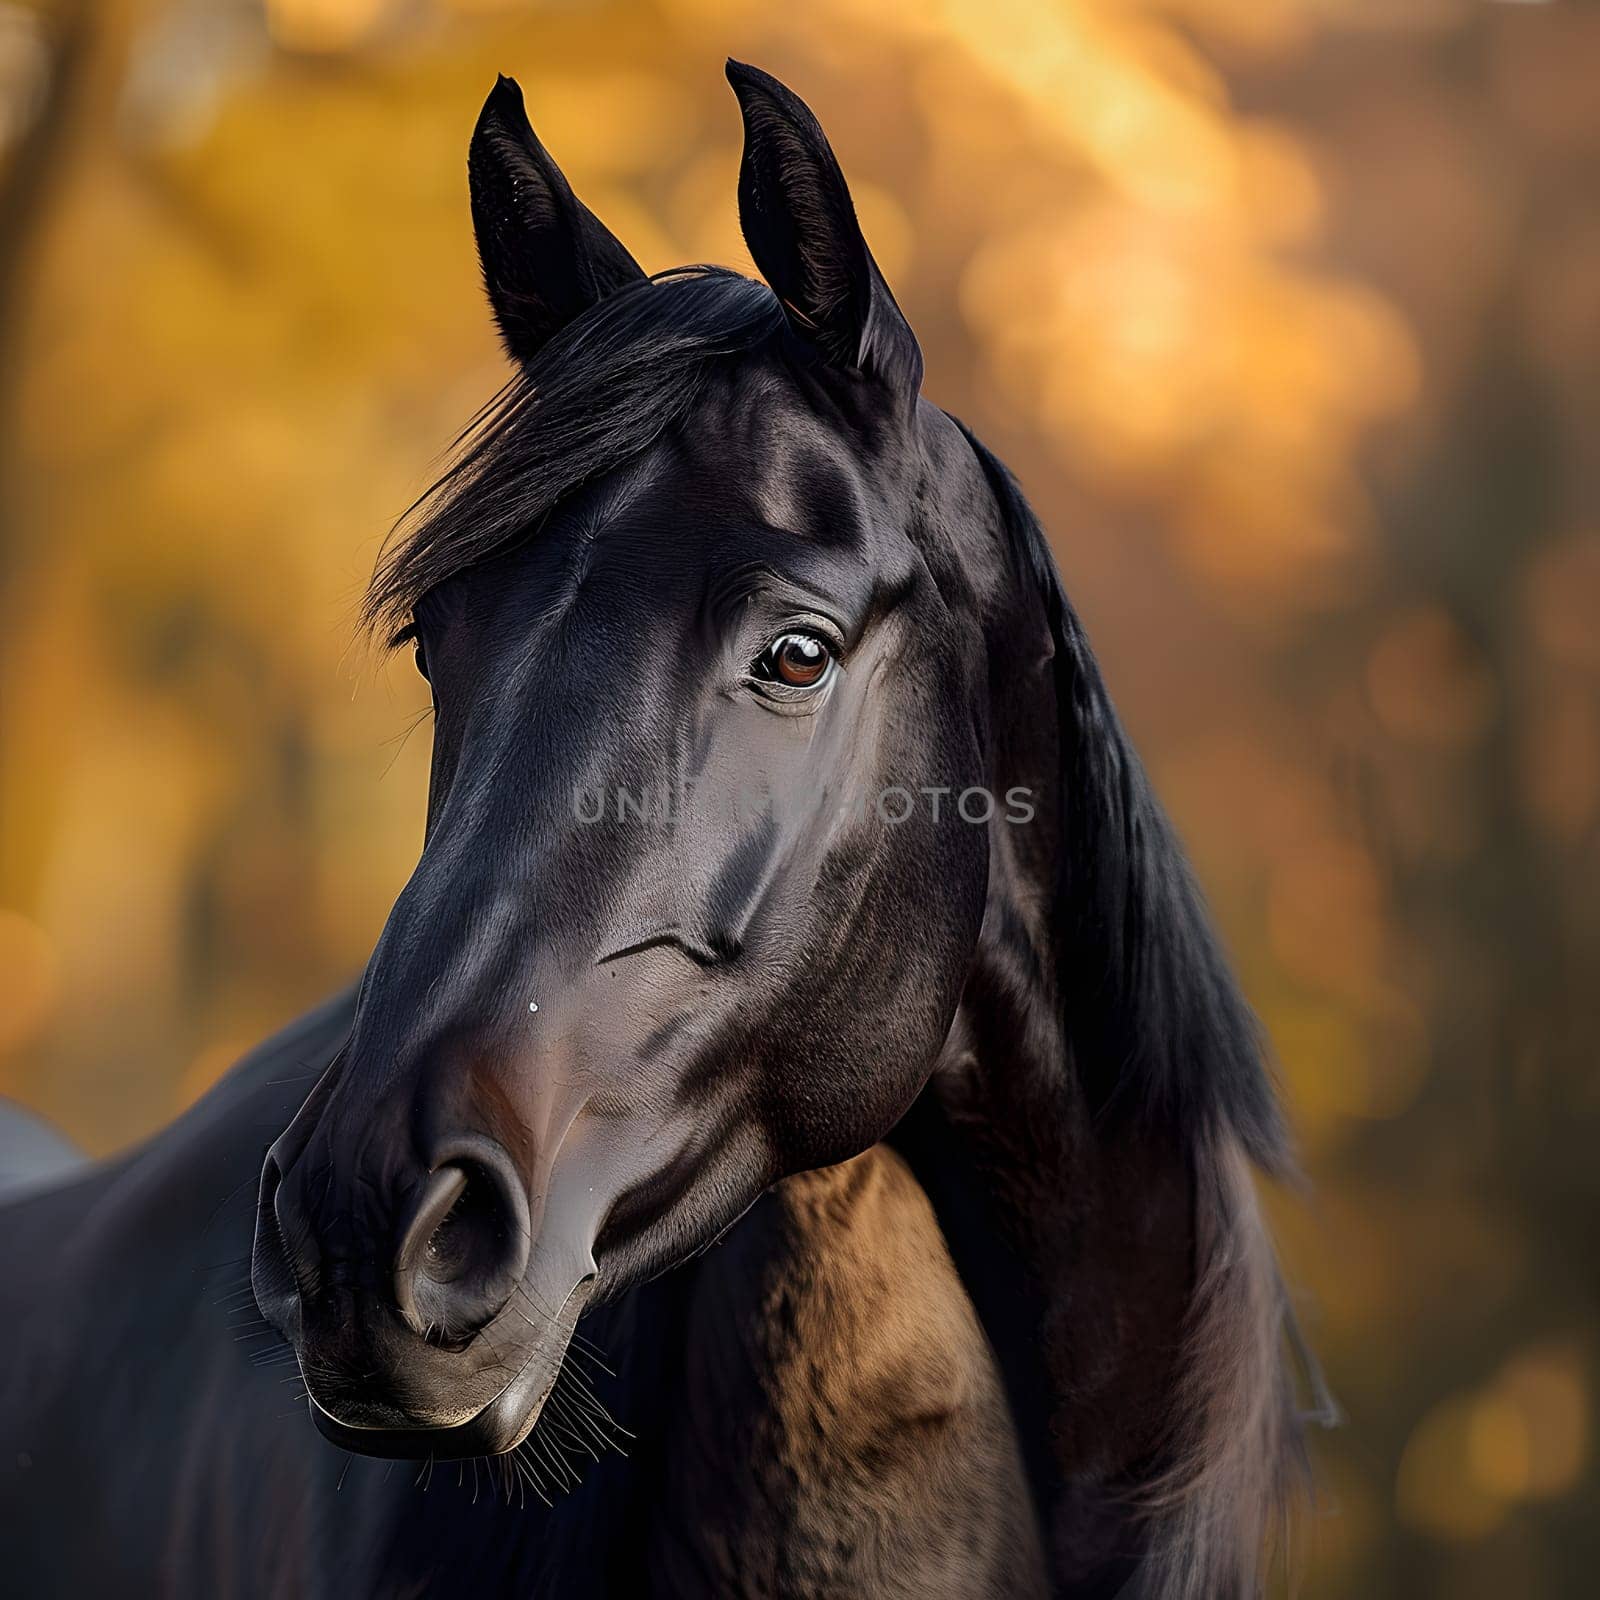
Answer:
[754, 631, 835, 691]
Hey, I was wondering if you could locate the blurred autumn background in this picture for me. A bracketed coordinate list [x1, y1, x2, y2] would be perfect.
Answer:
[1, 0, 1596, 1591]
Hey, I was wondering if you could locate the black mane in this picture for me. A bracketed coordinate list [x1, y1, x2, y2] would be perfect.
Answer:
[365, 266, 785, 642]
[957, 425, 1291, 1176]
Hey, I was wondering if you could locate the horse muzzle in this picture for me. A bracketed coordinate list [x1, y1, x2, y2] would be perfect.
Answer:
[250, 1102, 605, 1459]
[300, 1272, 597, 1459]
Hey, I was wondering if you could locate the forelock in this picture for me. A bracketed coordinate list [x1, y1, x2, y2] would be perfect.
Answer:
[364, 268, 785, 643]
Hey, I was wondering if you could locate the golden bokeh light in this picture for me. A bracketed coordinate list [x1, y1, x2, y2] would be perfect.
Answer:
[1400, 1346, 1589, 1542]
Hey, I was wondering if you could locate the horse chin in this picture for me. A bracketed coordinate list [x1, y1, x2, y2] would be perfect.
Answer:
[304, 1275, 595, 1460]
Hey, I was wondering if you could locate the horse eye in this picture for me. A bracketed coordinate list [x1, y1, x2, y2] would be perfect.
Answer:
[753, 631, 834, 691]
[412, 641, 429, 682]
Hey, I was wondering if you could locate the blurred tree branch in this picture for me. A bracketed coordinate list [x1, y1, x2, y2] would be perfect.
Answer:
[0, 0, 138, 903]
[0, 0, 94, 457]
[0, 0, 91, 904]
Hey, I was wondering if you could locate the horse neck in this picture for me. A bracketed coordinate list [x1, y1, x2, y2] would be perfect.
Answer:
[894, 922, 1295, 1598]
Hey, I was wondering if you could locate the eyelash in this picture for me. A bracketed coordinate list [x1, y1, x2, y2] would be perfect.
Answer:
[392, 624, 428, 683]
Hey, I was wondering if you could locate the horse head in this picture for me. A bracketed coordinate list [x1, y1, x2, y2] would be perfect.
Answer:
[252, 64, 1008, 1458]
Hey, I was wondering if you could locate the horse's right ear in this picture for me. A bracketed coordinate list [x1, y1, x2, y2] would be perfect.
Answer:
[468, 75, 646, 366]
[726, 60, 922, 399]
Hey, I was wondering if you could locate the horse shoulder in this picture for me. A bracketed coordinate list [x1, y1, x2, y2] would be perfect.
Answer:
[653, 1142, 1047, 1600]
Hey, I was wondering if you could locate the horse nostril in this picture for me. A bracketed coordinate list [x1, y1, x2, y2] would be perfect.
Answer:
[251, 1150, 310, 1336]
[394, 1144, 531, 1344]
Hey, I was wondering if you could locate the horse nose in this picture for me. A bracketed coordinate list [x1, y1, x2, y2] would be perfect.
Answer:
[393, 1137, 532, 1343]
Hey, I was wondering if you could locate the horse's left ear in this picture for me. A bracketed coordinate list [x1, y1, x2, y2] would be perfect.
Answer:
[725, 60, 922, 398]
[468, 75, 646, 366]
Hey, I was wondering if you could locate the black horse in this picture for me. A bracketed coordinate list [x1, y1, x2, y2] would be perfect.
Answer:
[0, 64, 1315, 1599]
